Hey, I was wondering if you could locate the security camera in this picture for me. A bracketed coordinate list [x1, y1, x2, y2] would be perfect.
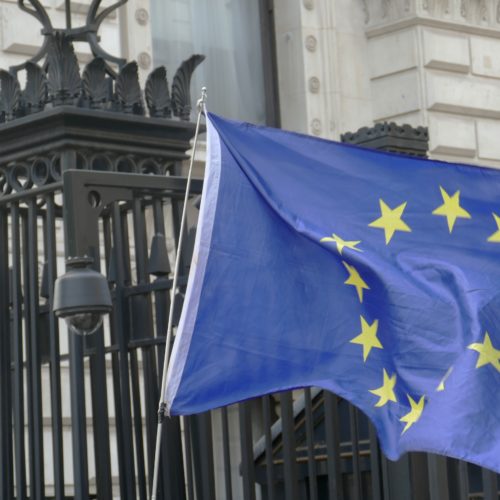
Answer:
[53, 256, 112, 336]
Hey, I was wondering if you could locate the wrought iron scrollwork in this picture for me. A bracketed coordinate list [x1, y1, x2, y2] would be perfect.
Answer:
[12, 0, 126, 73]
[0, 149, 175, 197]
[0, 1, 204, 122]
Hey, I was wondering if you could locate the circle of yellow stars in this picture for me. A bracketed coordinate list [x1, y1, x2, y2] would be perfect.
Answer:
[319, 184, 500, 434]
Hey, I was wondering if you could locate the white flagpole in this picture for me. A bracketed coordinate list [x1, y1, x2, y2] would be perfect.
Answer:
[150, 87, 207, 500]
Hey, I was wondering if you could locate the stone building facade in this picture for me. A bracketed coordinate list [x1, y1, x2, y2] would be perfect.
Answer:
[274, 0, 500, 167]
[2, 0, 500, 165]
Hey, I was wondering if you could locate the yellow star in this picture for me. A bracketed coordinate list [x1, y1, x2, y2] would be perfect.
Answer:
[369, 369, 397, 407]
[468, 332, 500, 372]
[400, 395, 425, 434]
[487, 213, 500, 243]
[342, 261, 369, 302]
[351, 315, 382, 362]
[432, 186, 471, 233]
[320, 233, 362, 255]
[368, 199, 411, 245]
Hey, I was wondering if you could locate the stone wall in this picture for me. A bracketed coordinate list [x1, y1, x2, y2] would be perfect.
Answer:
[273, 0, 500, 166]
[365, 0, 500, 166]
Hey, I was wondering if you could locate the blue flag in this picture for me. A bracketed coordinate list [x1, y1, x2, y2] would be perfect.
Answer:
[166, 113, 500, 472]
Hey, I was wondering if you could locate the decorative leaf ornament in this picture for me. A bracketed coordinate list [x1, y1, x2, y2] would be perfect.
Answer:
[171, 54, 205, 121]
[0, 2, 206, 123]
[24, 62, 47, 114]
[82, 58, 108, 108]
[46, 33, 82, 105]
[115, 62, 144, 115]
[0, 70, 21, 121]
[145, 66, 172, 118]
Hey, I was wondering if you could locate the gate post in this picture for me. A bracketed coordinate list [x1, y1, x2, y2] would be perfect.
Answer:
[0, 1, 205, 498]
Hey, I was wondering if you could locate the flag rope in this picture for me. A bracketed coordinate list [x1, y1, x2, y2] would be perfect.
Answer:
[150, 87, 207, 500]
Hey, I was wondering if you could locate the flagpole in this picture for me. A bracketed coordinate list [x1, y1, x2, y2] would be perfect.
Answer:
[150, 87, 207, 500]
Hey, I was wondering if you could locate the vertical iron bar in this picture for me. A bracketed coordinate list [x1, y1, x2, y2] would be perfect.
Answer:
[26, 199, 44, 500]
[103, 215, 128, 499]
[368, 423, 382, 500]
[131, 197, 154, 498]
[75, 203, 113, 500]
[183, 416, 195, 500]
[0, 206, 13, 499]
[221, 406, 233, 500]
[456, 461, 469, 500]
[69, 333, 90, 500]
[279, 392, 299, 500]
[190, 413, 216, 500]
[349, 405, 362, 500]
[324, 392, 343, 500]
[304, 389, 318, 500]
[427, 455, 449, 500]
[87, 326, 113, 500]
[22, 209, 36, 499]
[481, 469, 498, 500]
[170, 162, 189, 275]
[111, 203, 137, 499]
[152, 197, 180, 499]
[262, 395, 276, 500]
[45, 194, 65, 500]
[130, 351, 148, 500]
[239, 402, 257, 500]
[382, 455, 412, 500]
[10, 203, 27, 499]
[409, 453, 429, 500]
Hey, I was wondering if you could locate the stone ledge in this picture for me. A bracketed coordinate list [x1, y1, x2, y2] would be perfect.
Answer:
[428, 113, 476, 157]
[423, 28, 470, 73]
[426, 71, 500, 119]
[372, 69, 421, 120]
[366, 15, 500, 39]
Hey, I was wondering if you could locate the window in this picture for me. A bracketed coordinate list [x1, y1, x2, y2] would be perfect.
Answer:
[151, 0, 271, 125]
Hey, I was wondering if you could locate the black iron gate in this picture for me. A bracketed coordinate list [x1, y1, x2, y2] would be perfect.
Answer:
[0, 166, 203, 499]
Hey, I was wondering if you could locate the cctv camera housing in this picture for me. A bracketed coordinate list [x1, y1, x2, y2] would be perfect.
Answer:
[53, 264, 112, 320]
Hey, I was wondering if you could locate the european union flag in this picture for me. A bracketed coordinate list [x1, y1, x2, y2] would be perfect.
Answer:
[166, 113, 500, 472]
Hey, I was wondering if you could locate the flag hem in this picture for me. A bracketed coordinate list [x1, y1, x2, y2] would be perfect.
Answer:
[165, 115, 222, 415]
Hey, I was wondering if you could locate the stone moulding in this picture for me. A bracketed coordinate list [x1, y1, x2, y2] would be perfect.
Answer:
[364, 0, 500, 35]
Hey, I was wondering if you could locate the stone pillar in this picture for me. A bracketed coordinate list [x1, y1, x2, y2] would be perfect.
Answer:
[119, 0, 154, 85]
[273, 0, 373, 139]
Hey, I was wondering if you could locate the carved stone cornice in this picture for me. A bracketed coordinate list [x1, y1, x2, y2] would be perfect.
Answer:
[363, 0, 500, 36]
